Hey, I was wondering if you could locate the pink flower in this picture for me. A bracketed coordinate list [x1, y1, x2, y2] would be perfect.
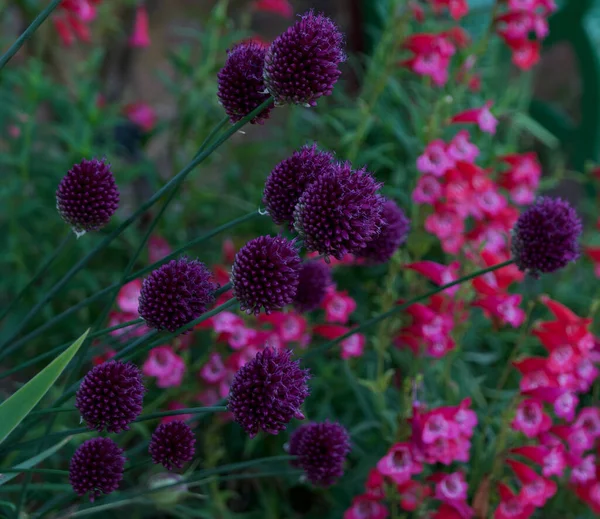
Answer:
[417, 140, 455, 177]
[575, 480, 600, 514]
[413, 175, 443, 204]
[253, 0, 293, 18]
[398, 480, 431, 512]
[473, 294, 525, 328]
[148, 235, 171, 263]
[512, 41, 541, 70]
[377, 443, 422, 485]
[434, 472, 469, 503]
[365, 469, 385, 499]
[570, 455, 597, 485]
[344, 495, 389, 519]
[431, 0, 469, 19]
[447, 130, 479, 163]
[511, 399, 551, 438]
[405, 261, 460, 296]
[143, 345, 186, 388]
[494, 483, 535, 519]
[575, 408, 600, 439]
[259, 311, 307, 343]
[510, 445, 566, 478]
[425, 208, 464, 240]
[553, 391, 578, 422]
[322, 290, 357, 324]
[124, 103, 156, 132]
[451, 102, 498, 135]
[116, 279, 142, 314]
[129, 5, 150, 48]
[402, 33, 455, 86]
[199, 352, 226, 384]
[507, 459, 556, 507]
[341, 333, 366, 359]
[161, 402, 192, 424]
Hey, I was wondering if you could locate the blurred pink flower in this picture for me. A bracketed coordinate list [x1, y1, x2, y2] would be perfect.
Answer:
[451, 102, 498, 135]
[143, 346, 185, 388]
[129, 5, 151, 48]
[124, 102, 156, 132]
[116, 279, 142, 314]
[253, 0, 293, 18]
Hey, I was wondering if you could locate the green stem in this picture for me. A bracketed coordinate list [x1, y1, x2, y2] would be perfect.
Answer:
[304, 260, 516, 360]
[0, 211, 259, 362]
[0, 0, 62, 70]
[0, 98, 273, 352]
[0, 468, 69, 476]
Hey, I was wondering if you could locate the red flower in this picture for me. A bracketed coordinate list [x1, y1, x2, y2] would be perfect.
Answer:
[253, 0, 293, 18]
[129, 5, 150, 48]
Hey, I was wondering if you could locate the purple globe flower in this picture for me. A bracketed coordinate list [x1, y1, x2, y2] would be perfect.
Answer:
[293, 261, 332, 313]
[293, 162, 385, 260]
[356, 199, 410, 264]
[69, 437, 126, 502]
[56, 158, 119, 236]
[263, 144, 335, 227]
[149, 420, 196, 471]
[232, 235, 302, 315]
[76, 360, 145, 433]
[264, 11, 345, 106]
[228, 347, 310, 438]
[138, 258, 218, 333]
[511, 196, 582, 276]
[217, 41, 274, 124]
[288, 421, 351, 487]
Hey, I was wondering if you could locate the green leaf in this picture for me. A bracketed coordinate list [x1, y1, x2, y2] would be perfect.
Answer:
[0, 329, 89, 445]
[0, 436, 72, 486]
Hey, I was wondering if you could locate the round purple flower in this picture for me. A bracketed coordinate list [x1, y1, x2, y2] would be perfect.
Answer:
[293, 261, 332, 313]
[76, 360, 144, 433]
[149, 420, 196, 471]
[293, 162, 385, 260]
[217, 41, 273, 124]
[288, 421, 351, 487]
[138, 258, 218, 333]
[511, 196, 582, 276]
[264, 11, 345, 106]
[69, 437, 125, 502]
[232, 235, 302, 315]
[356, 199, 410, 264]
[263, 144, 335, 227]
[56, 158, 119, 236]
[228, 347, 310, 438]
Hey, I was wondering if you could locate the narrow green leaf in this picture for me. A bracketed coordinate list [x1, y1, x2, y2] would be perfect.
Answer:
[0, 436, 72, 486]
[0, 329, 89, 445]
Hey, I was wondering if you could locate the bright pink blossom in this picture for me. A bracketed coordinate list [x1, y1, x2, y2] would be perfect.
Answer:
[322, 289, 357, 324]
[143, 345, 185, 388]
[451, 102, 498, 135]
[116, 279, 142, 314]
[344, 495, 389, 519]
[129, 5, 150, 47]
[511, 399, 552, 438]
[405, 261, 460, 296]
[253, 0, 293, 18]
[446, 130, 479, 163]
[199, 352, 226, 384]
[417, 140, 455, 177]
[124, 103, 156, 132]
[377, 443, 422, 485]
[494, 483, 535, 519]
[413, 175, 443, 204]
[507, 459, 556, 507]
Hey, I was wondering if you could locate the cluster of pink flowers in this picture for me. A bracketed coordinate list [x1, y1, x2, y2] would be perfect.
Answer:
[494, 0, 557, 70]
[504, 297, 600, 516]
[53, 0, 101, 46]
[345, 399, 478, 518]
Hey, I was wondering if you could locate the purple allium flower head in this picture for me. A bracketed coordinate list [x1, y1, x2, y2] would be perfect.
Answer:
[149, 420, 196, 471]
[356, 199, 410, 264]
[56, 158, 119, 237]
[69, 437, 126, 502]
[217, 41, 274, 124]
[288, 421, 351, 487]
[76, 360, 145, 433]
[511, 196, 582, 276]
[228, 347, 310, 438]
[232, 235, 302, 315]
[263, 144, 335, 227]
[138, 258, 218, 333]
[264, 11, 345, 107]
[293, 261, 332, 313]
[293, 161, 385, 260]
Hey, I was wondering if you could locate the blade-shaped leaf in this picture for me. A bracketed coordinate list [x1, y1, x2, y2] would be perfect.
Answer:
[0, 329, 89, 445]
[0, 435, 72, 486]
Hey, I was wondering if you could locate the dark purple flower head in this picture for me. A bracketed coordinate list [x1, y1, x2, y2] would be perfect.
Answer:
[511, 196, 582, 276]
[293, 261, 332, 313]
[138, 258, 218, 333]
[356, 199, 410, 264]
[263, 144, 335, 227]
[232, 235, 302, 315]
[217, 41, 274, 124]
[228, 347, 310, 438]
[288, 421, 351, 487]
[149, 420, 196, 471]
[264, 11, 345, 106]
[293, 162, 385, 260]
[69, 437, 125, 502]
[76, 360, 145, 433]
[56, 158, 119, 236]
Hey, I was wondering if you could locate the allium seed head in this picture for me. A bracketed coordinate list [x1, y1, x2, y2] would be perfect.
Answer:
[293, 162, 385, 259]
[217, 41, 274, 124]
[56, 158, 119, 237]
[356, 199, 410, 264]
[232, 235, 302, 315]
[69, 437, 125, 502]
[264, 11, 345, 106]
[293, 261, 333, 313]
[263, 144, 335, 227]
[228, 347, 310, 438]
[511, 197, 582, 276]
[75, 360, 145, 433]
[138, 258, 218, 333]
[149, 420, 196, 471]
[288, 421, 351, 487]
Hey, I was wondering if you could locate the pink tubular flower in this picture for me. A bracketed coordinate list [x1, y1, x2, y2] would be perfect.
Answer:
[344, 495, 389, 519]
[129, 5, 150, 48]
[511, 399, 551, 438]
[405, 261, 460, 296]
[143, 346, 185, 388]
[447, 130, 479, 163]
[253, 0, 293, 18]
[431, 0, 469, 19]
[570, 455, 597, 485]
[510, 444, 566, 478]
[258, 311, 307, 344]
[494, 483, 535, 519]
[116, 279, 142, 314]
[377, 443, 422, 485]
[434, 472, 469, 506]
[401, 33, 455, 86]
[322, 289, 357, 324]
[417, 140, 455, 177]
[451, 102, 498, 134]
[575, 408, 600, 439]
[124, 103, 156, 132]
[507, 459, 556, 507]
[413, 175, 443, 204]
[398, 480, 431, 512]
[54, 0, 100, 45]
[575, 479, 600, 514]
[473, 294, 525, 328]
[313, 325, 365, 359]
[199, 352, 226, 384]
